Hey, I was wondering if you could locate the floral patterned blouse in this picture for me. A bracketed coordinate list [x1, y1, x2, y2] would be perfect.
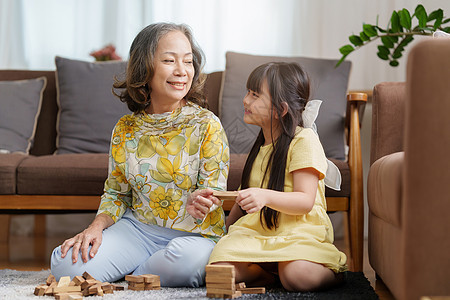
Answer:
[97, 102, 230, 241]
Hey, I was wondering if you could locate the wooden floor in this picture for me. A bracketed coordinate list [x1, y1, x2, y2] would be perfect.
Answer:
[0, 228, 395, 299]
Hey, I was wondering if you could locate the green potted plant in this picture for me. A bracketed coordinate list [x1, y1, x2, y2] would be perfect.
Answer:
[337, 4, 450, 67]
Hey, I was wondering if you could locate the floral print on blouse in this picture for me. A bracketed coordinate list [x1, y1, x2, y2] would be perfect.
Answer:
[97, 102, 230, 241]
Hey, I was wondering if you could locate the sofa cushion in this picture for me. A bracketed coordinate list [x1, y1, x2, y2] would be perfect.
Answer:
[367, 151, 404, 227]
[17, 153, 108, 195]
[0, 153, 29, 194]
[55, 56, 129, 154]
[0, 77, 46, 153]
[219, 52, 351, 160]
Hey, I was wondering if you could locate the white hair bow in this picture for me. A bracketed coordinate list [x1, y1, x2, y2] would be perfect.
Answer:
[302, 100, 342, 191]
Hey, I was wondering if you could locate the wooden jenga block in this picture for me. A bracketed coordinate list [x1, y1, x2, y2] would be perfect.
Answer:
[52, 286, 82, 294]
[207, 287, 235, 295]
[125, 274, 145, 283]
[238, 287, 266, 294]
[207, 290, 242, 299]
[57, 276, 71, 287]
[111, 284, 125, 291]
[207, 282, 236, 290]
[82, 271, 94, 280]
[88, 283, 103, 296]
[71, 276, 85, 286]
[205, 264, 235, 276]
[46, 274, 56, 285]
[80, 278, 97, 290]
[128, 281, 145, 291]
[206, 275, 235, 284]
[236, 282, 246, 289]
[44, 282, 57, 296]
[212, 190, 239, 200]
[141, 274, 159, 283]
[54, 292, 83, 300]
[101, 282, 114, 293]
[33, 285, 46, 296]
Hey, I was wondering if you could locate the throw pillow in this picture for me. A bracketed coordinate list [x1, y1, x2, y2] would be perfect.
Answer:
[55, 56, 129, 154]
[219, 52, 351, 160]
[0, 77, 46, 153]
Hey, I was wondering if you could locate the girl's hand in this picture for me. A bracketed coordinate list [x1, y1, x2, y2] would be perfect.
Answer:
[60, 224, 103, 264]
[187, 188, 221, 219]
[236, 188, 269, 214]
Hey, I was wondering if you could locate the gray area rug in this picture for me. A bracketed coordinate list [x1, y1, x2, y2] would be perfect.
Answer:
[0, 269, 378, 299]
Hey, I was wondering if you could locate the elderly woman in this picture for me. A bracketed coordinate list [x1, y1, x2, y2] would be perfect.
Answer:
[51, 22, 229, 287]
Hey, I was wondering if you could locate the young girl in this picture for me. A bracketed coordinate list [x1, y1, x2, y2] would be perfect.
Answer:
[208, 62, 347, 292]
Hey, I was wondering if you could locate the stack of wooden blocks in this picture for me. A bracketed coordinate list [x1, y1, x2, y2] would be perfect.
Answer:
[33, 272, 124, 299]
[125, 274, 161, 291]
[205, 265, 242, 298]
[205, 265, 266, 298]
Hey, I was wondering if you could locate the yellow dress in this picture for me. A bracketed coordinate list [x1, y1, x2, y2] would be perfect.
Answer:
[208, 127, 347, 272]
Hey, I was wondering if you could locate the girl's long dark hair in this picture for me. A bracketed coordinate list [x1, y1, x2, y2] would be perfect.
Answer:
[240, 62, 310, 230]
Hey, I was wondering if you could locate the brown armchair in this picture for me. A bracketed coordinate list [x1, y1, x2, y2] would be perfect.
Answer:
[368, 39, 450, 300]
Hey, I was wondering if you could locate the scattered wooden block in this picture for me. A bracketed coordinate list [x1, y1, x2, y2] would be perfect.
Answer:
[125, 274, 145, 283]
[57, 276, 71, 287]
[54, 292, 83, 300]
[46, 274, 56, 285]
[82, 271, 95, 280]
[44, 282, 57, 296]
[206, 290, 242, 299]
[71, 276, 85, 286]
[236, 282, 246, 289]
[88, 283, 104, 296]
[33, 285, 46, 296]
[52, 285, 82, 294]
[212, 190, 239, 200]
[238, 287, 266, 294]
[111, 284, 125, 291]
[80, 278, 97, 290]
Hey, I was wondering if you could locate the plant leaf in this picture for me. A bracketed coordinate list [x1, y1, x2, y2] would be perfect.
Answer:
[414, 5, 428, 28]
[349, 35, 363, 46]
[359, 31, 369, 41]
[335, 55, 348, 68]
[377, 45, 390, 56]
[389, 60, 399, 67]
[390, 11, 401, 33]
[339, 44, 354, 55]
[399, 9, 412, 30]
[377, 45, 390, 60]
[377, 52, 389, 60]
[381, 36, 394, 48]
[363, 24, 378, 37]
[443, 18, 450, 25]
[376, 26, 387, 33]
[433, 9, 444, 29]
[392, 51, 402, 59]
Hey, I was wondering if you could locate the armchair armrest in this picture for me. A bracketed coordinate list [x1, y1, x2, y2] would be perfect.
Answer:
[346, 92, 367, 271]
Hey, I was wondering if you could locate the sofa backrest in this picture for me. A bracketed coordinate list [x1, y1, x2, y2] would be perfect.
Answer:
[370, 82, 406, 165]
[0, 70, 57, 156]
[0, 69, 224, 156]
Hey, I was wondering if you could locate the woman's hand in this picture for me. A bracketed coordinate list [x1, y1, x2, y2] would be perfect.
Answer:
[60, 213, 113, 264]
[187, 188, 221, 219]
[236, 188, 269, 214]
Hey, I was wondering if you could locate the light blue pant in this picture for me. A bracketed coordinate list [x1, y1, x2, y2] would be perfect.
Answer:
[50, 210, 215, 287]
